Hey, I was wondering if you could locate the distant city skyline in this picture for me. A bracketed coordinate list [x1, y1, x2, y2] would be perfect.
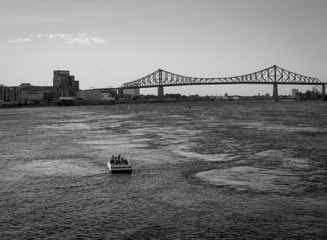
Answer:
[1, 0, 326, 96]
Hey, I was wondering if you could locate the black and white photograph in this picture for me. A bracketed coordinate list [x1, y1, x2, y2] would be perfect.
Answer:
[1, 0, 326, 239]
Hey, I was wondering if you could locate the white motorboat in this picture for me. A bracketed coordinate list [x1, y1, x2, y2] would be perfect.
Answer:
[107, 155, 132, 173]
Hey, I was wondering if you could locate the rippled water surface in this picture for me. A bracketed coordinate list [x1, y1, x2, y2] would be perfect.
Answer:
[1, 101, 327, 239]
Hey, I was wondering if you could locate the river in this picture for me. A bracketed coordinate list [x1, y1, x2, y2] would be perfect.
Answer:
[0, 101, 326, 239]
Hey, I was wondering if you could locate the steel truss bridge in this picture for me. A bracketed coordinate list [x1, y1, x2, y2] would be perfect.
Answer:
[92, 65, 325, 101]
[119, 65, 325, 101]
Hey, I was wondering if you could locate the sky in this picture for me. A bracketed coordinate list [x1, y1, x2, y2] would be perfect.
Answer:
[1, 0, 326, 96]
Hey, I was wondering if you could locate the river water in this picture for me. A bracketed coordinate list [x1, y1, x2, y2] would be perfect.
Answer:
[0, 101, 326, 239]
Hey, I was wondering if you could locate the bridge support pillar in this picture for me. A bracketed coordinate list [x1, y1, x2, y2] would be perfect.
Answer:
[322, 84, 326, 101]
[118, 89, 124, 99]
[158, 86, 164, 101]
[273, 83, 279, 102]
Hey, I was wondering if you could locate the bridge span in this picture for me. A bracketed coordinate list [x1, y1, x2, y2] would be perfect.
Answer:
[98, 65, 325, 101]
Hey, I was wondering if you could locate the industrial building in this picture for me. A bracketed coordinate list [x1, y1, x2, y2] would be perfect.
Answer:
[53, 70, 79, 97]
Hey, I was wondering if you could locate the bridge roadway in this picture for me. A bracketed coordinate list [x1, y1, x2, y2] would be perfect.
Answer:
[93, 65, 326, 102]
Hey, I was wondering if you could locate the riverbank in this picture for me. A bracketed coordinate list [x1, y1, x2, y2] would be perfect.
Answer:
[0, 98, 182, 108]
[1, 96, 320, 109]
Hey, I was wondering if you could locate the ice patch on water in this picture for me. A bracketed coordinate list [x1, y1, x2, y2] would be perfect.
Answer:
[79, 138, 149, 149]
[130, 149, 173, 165]
[80, 139, 121, 145]
[253, 149, 311, 170]
[105, 114, 135, 119]
[282, 157, 310, 170]
[241, 121, 265, 129]
[39, 122, 94, 130]
[196, 166, 300, 193]
[172, 146, 239, 162]
[254, 149, 285, 158]
[258, 124, 321, 132]
[3, 159, 104, 180]
[100, 122, 123, 128]
[237, 121, 323, 133]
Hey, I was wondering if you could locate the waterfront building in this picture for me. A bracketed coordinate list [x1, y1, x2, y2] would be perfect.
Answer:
[0, 85, 20, 101]
[292, 89, 299, 98]
[77, 90, 115, 100]
[101, 92, 115, 100]
[20, 83, 32, 88]
[20, 84, 60, 102]
[53, 70, 69, 87]
[77, 90, 102, 100]
[1, 70, 80, 103]
[53, 70, 79, 97]
[123, 88, 140, 97]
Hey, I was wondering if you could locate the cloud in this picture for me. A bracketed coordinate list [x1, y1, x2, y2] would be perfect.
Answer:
[36, 33, 107, 44]
[9, 33, 107, 44]
[9, 38, 31, 44]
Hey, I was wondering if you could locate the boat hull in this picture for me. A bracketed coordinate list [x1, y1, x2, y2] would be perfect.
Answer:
[110, 169, 132, 174]
[107, 161, 132, 173]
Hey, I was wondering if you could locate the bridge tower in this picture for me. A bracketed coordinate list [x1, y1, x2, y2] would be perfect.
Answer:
[322, 83, 326, 100]
[273, 65, 279, 102]
[158, 69, 164, 101]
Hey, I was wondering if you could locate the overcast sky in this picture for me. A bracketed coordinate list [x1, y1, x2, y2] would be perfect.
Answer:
[1, 0, 326, 96]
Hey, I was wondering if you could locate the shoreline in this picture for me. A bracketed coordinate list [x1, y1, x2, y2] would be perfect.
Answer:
[1, 97, 318, 109]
